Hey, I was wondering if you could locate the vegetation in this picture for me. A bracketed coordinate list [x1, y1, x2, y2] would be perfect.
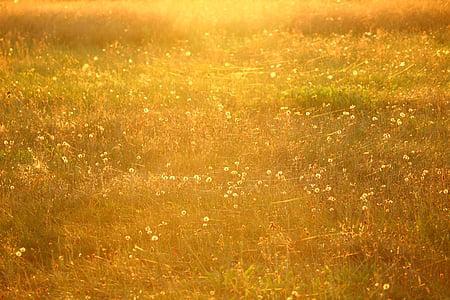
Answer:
[0, 0, 449, 298]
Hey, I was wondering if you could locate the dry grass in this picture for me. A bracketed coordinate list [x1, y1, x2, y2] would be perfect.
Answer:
[0, 0, 449, 299]
[0, 0, 448, 46]
[291, 0, 450, 34]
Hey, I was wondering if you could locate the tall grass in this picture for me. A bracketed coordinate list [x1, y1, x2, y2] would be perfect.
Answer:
[0, 0, 449, 46]
[0, 0, 449, 298]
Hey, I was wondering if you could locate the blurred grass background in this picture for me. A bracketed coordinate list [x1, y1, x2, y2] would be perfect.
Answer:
[0, 0, 448, 46]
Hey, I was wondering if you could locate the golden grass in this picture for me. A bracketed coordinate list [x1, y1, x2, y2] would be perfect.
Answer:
[0, 0, 449, 298]
[0, 0, 448, 46]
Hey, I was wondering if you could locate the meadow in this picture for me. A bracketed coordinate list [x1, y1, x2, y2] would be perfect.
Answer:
[0, 0, 449, 298]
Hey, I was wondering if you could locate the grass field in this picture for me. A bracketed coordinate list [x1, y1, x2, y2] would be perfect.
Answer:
[0, 0, 449, 298]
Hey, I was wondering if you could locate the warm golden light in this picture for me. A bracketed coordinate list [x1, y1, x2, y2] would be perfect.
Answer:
[0, 0, 449, 298]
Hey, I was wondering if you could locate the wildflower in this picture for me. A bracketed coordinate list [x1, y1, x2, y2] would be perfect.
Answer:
[327, 74, 333, 80]
[81, 64, 90, 72]
[143, 107, 149, 113]
[352, 70, 358, 76]
[61, 156, 69, 164]
[383, 283, 390, 290]
[128, 168, 135, 173]
[270, 72, 277, 78]
[181, 210, 187, 216]
[15, 251, 22, 257]
[125, 235, 131, 241]
[19, 247, 26, 253]
[203, 216, 210, 222]
[151, 235, 159, 241]
[185, 51, 192, 57]
[266, 170, 272, 175]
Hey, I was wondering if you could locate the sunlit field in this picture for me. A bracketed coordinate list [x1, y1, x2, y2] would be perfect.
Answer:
[0, 0, 449, 298]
